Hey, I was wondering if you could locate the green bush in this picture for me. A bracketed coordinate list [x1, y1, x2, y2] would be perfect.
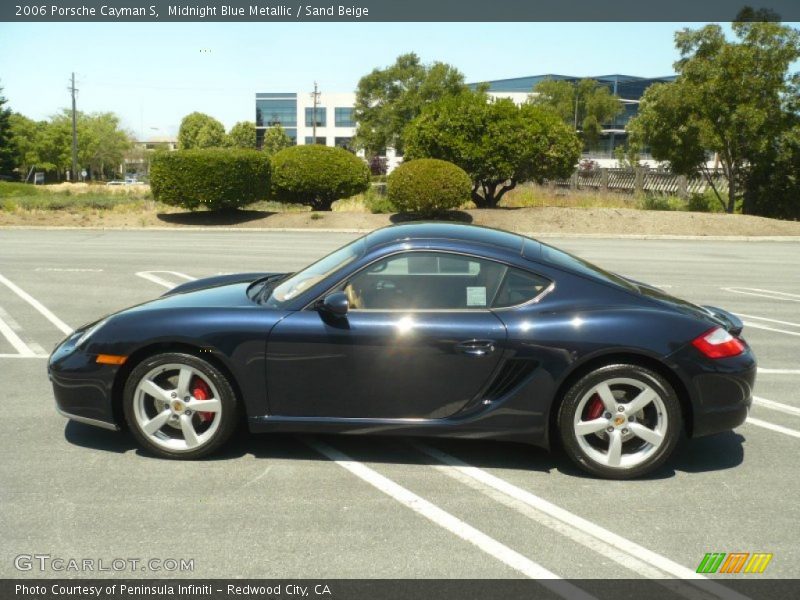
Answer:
[364, 185, 395, 214]
[0, 182, 45, 198]
[271, 145, 370, 211]
[639, 195, 686, 211]
[687, 189, 725, 213]
[387, 159, 471, 216]
[1, 198, 19, 211]
[150, 149, 271, 211]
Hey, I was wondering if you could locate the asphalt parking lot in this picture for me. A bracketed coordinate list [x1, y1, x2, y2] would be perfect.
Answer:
[1, 229, 798, 591]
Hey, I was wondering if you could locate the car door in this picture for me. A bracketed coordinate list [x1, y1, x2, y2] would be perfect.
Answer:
[265, 251, 509, 419]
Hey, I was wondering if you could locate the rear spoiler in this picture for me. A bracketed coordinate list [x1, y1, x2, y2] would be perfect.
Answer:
[702, 305, 743, 336]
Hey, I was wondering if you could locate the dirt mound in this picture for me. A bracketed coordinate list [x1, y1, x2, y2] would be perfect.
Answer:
[2, 205, 799, 237]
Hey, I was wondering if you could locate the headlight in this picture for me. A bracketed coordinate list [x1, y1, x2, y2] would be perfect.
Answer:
[75, 318, 109, 348]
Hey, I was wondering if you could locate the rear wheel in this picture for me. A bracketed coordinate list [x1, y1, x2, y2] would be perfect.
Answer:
[123, 352, 238, 459]
[557, 363, 681, 479]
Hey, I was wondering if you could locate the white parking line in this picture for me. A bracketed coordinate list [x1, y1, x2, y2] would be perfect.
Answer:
[742, 321, 800, 337]
[746, 418, 800, 439]
[411, 442, 750, 600]
[0, 273, 73, 335]
[135, 271, 197, 289]
[758, 368, 800, 375]
[736, 313, 800, 329]
[0, 304, 49, 358]
[34, 267, 104, 273]
[304, 437, 595, 599]
[0, 312, 37, 357]
[752, 397, 800, 418]
[723, 287, 800, 303]
[411, 448, 724, 600]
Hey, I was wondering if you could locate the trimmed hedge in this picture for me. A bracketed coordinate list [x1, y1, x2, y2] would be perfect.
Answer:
[387, 158, 471, 216]
[271, 145, 370, 211]
[150, 149, 271, 210]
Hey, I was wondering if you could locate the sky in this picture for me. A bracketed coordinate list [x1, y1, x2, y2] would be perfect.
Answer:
[0, 21, 796, 139]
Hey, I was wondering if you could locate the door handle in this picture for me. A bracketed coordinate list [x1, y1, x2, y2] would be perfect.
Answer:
[455, 339, 496, 357]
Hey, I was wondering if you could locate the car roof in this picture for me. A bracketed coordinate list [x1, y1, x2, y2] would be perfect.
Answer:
[365, 223, 537, 256]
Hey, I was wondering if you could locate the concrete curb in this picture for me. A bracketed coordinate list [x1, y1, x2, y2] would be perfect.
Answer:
[2, 224, 800, 241]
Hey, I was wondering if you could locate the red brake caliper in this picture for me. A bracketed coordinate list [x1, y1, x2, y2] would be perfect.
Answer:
[584, 394, 605, 421]
[191, 377, 214, 423]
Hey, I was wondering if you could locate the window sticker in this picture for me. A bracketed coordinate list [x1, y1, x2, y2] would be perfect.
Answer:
[466, 286, 487, 307]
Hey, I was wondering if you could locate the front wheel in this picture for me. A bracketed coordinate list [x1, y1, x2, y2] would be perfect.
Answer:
[557, 364, 681, 479]
[123, 353, 239, 459]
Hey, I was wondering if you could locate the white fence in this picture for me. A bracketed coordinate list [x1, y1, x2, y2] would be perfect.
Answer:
[549, 168, 728, 197]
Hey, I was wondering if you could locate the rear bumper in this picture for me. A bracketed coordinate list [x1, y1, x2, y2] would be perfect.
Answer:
[672, 346, 756, 438]
[48, 334, 120, 430]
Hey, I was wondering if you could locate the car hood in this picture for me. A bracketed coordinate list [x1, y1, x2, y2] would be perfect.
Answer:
[164, 272, 279, 296]
[123, 272, 284, 313]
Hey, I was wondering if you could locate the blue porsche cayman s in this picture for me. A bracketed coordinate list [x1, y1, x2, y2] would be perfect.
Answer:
[49, 224, 755, 478]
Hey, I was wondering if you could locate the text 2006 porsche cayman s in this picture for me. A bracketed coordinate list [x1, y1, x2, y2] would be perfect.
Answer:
[49, 224, 755, 478]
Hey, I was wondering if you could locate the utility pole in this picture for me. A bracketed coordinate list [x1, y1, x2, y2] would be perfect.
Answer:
[310, 81, 320, 144]
[69, 72, 78, 182]
[573, 90, 579, 131]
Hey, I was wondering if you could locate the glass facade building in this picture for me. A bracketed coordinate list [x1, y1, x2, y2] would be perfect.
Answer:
[255, 92, 358, 151]
[335, 107, 355, 128]
[305, 107, 327, 127]
[255, 92, 297, 147]
[334, 136, 353, 149]
[470, 74, 676, 156]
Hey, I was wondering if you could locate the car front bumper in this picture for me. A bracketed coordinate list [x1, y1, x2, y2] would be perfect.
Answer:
[48, 334, 120, 431]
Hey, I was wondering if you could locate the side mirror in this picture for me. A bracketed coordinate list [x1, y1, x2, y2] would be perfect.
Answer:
[319, 291, 349, 317]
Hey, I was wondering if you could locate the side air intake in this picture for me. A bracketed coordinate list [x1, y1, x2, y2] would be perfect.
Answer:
[483, 359, 539, 402]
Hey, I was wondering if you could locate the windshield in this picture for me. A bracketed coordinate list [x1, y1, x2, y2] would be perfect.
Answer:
[265, 238, 366, 308]
[540, 242, 638, 292]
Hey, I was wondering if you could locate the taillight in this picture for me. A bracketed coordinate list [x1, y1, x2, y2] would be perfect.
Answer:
[691, 327, 745, 359]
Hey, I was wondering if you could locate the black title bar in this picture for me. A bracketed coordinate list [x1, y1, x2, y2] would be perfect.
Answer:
[3, 0, 800, 22]
[4, 579, 800, 600]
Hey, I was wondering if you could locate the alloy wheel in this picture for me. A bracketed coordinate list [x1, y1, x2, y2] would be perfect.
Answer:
[572, 377, 669, 470]
[131, 363, 223, 452]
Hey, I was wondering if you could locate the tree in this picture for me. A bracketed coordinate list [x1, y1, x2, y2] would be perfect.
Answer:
[6, 106, 131, 180]
[8, 113, 44, 179]
[744, 123, 800, 219]
[627, 15, 800, 213]
[261, 124, 293, 155]
[353, 53, 466, 155]
[0, 85, 15, 177]
[178, 112, 226, 149]
[226, 121, 257, 148]
[151, 149, 271, 211]
[405, 90, 582, 208]
[32, 113, 73, 178]
[271, 145, 370, 211]
[388, 159, 472, 216]
[530, 78, 623, 148]
[39, 110, 131, 180]
[82, 112, 132, 179]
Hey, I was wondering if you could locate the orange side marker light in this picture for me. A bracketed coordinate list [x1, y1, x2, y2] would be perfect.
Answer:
[96, 354, 127, 365]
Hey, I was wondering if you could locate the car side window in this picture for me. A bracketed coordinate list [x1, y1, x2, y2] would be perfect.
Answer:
[343, 252, 508, 310]
[492, 268, 551, 308]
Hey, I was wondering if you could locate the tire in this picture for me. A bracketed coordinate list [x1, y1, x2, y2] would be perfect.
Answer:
[123, 352, 239, 459]
[557, 363, 681, 479]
